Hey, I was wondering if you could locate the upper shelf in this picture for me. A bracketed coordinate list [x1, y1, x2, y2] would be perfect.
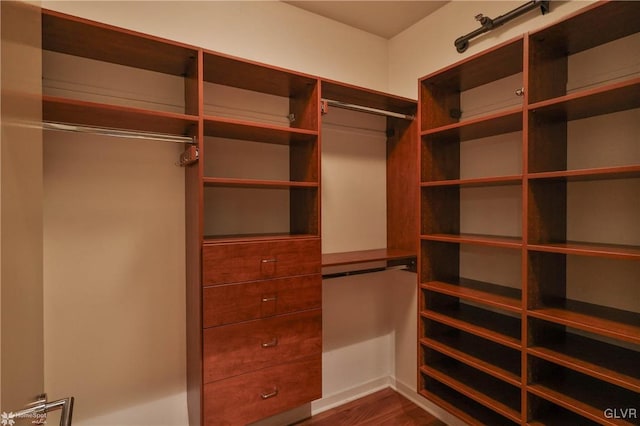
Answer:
[421, 108, 522, 141]
[42, 9, 198, 76]
[321, 79, 417, 117]
[203, 116, 318, 145]
[43, 96, 198, 136]
[203, 50, 318, 98]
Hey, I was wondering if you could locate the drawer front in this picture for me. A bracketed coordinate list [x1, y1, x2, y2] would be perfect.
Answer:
[203, 355, 321, 426]
[203, 309, 321, 383]
[202, 238, 320, 286]
[203, 274, 321, 328]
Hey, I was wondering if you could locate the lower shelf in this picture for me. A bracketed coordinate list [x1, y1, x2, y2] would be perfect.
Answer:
[420, 358, 521, 423]
[528, 393, 600, 426]
[528, 359, 639, 426]
[420, 376, 518, 426]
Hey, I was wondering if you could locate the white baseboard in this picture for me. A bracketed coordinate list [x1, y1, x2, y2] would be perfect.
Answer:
[310, 376, 393, 415]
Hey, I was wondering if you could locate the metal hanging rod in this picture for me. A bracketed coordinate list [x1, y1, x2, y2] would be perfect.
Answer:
[42, 121, 196, 144]
[321, 99, 415, 120]
[454, 0, 550, 53]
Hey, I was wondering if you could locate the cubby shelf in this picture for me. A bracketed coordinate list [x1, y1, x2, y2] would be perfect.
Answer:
[528, 333, 640, 393]
[528, 165, 640, 182]
[528, 300, 640, 345]
[203, 178, 318, 189]
[421, 305, 521, 350]
[203, 116, 318, 144]
[527, 397, 601, 426]
[421, 175, 523, 187]
[527, 242, 640, 261]
[421, 279, 521, 312]
[43, 96, 198, 136]
[420, 336, 521, 386]
[419, 384, 517, 426]
[421, 234, 523, 249]
[528, 367, 639, 426]
[421, 108, 522, 141]
[420, 363, 521, 423]
[528, 78, 640, 121]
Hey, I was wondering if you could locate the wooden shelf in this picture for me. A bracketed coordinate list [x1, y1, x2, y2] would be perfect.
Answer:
[528, 165, 640, 182]
[203, 233, 319, 244]
[321, 79, 417, 117]
[528, 397, 600, 426]
[528, 299, 640, 345]
[421, 335, 520, 386]
[528, 78, 640, 122]
[528, 332, 640, 393]
[421, 175, 522, 187]
[421, 304, 521, 350]
[321, 248, 415, 267]
[421, 108, 522, 141]
[43, 96, 198, 136]
[203, 178, 318, 189]
[421, 279, 521, 312]
[527, 241, 640, 261]
[421, 361, 521, 423]
[528, 367, 639, 426]
[422, 233, 523, 249]
[203, 116, 317, 145]
[419, 383, 516, 426]
[43, 9, 197, 76]
[203, 50, 317, 98]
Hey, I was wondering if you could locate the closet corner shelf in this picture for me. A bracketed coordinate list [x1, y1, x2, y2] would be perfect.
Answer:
[526, 241, 640, 260]
[419, 364, 521, 423]
[203, 178, 318, 189]
[420, 108, 522, 141]
[421, 279, 521, 312]
[528, 78, 640, 122]
[527, 337, 640, 393]
[203, 116, 318, 144]
[43, 96, 198, 136]
[421, 175, 523, 188]
[528, 300, 640, 345]
[527, 165, 640, 182]
[321, 79, 417, 116]
[321, 248, 416, 267]
[421, 233, 523, 249]
[202, 233, 320, 244]
[421, 305, 522, 350]
[420, 336, 521, 387]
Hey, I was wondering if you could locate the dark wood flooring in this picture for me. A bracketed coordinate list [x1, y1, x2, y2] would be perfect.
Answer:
[293, 388, 447, 425]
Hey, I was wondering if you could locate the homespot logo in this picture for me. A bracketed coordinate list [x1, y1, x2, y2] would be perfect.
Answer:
[604, 408, 637, 420]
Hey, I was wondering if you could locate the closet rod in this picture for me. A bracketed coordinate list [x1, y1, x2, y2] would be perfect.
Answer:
[42, 122, 196, 144]
[321, 99, 414, 120]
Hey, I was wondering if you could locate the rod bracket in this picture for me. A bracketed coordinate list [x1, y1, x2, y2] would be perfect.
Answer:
[179, 145, 199, 167]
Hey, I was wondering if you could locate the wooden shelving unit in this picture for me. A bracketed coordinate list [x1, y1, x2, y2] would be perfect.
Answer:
[418, 2, 640, 424]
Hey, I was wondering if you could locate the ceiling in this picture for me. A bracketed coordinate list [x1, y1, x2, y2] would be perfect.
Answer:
[284, 1, 449, 39]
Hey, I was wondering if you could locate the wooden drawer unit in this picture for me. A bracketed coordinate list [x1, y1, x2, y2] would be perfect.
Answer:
[203, 355, 321, 426]
[203, 309, 321, 383]
[203, 274, 321, 327]
[203, 238, 321, 286]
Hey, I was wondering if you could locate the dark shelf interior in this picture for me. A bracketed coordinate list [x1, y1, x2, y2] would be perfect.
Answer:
[528, 393, 600, 426]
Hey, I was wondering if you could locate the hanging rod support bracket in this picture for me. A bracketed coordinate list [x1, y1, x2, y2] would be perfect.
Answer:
[179, 145, 199, 167]
[454, 0, 549, 53]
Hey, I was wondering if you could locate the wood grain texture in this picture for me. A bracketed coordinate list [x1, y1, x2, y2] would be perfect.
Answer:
[203, 309, 321, 383]
[202, 238, 320, 285]
[294, 388, 445, 426]
[203, 275, 321, 328]
[203, 356, 321, 426]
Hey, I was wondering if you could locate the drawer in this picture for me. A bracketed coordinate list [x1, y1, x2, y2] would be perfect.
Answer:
[202, 238, 320, 286]
[203, 309, 321, 383]
[203, 274, 321, 328]
[203, 355, 321, 426]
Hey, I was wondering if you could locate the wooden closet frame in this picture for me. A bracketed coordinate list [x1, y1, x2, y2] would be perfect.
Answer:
[417, 2, 640, 425]
[41, 8, 418, 425]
